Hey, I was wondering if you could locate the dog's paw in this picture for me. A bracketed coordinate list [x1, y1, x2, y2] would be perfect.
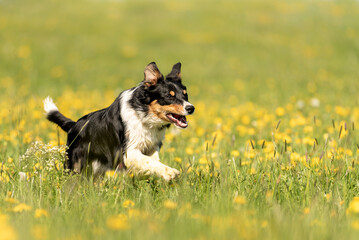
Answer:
[160, 167, 180, 182]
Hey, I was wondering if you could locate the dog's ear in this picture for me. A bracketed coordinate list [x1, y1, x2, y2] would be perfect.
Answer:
[166, 62, 181, 81]
[144, 62, 163, 88]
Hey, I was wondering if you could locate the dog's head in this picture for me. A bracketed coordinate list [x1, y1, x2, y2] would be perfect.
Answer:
[138, 62, 195, 128]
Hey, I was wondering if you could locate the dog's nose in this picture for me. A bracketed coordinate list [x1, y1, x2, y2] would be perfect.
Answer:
[185, 105, 195, 114]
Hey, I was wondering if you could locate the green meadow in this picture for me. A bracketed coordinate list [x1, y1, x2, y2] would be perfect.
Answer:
[1, 0, 359, 239]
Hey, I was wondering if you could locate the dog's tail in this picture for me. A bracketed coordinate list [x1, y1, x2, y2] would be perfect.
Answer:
[43, 96, 75, 132]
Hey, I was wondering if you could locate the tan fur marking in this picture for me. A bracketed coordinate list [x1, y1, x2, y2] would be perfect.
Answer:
[149, 100, 185, 122]
[74, 162, 81, 173]
[183, 89, 187, 95]
[170, 91, 175, 97]
[144, 64, 162, 88]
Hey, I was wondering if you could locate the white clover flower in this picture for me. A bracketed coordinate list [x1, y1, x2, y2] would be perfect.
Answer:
[310, 98, 320, 107]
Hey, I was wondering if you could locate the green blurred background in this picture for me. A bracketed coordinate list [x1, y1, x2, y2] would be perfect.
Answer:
[1, 1, 359, 239]
[1, 0, 359, 107]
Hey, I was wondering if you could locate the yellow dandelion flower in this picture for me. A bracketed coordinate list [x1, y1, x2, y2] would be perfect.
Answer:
[324, 193, 331, 201]
[327, 151, 334, 159]
[33, 163, 42, 171]
[4, 198, 19, 204]
[18, 45, 31, 59]
[13, 203, 32, 212]
[345, 149, 353, 156]
[290, 152, 301, 161]
[163, 200, 177, 209]
[347, 197, 359, 214]
[352, 221, 359, 230]
[231, 150, 240, 157]
[335, 106, 350, 117]
[185, 147, 194, 155]
[0, 172, 10, 182]
[303, 126, 313, 133]
[303, 208, 310, 215]
[241, 115, 251, 125]
[34, 209, 49, 218]
[234, 196, 246, 205]
[303, 137, 315, 146]
[244, 150, 256, 159]
[261, 220, 268, 228]
[0, 214, 17, 240]
[275, 107, 285, 116]
[329, 139, 337, 148]
[198, 156, 208, 165]
[105, 170, 116, 178]
[122, 200, 135, 208]
[241, 160, 250, 166]
[248, 128, 256, 135]
[167, 147, 176, 153]
[106, 214, 129, 230]
[174, 157, 182, 163]
[196, 127, 205, 136]
[214, 161, 220, 169]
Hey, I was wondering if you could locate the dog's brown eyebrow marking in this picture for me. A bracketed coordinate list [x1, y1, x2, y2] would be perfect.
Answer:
[170, 91, 175, 97]
[183, 89, 187, 95]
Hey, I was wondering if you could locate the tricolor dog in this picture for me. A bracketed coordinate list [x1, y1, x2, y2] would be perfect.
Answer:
[44, 62, 194, 181]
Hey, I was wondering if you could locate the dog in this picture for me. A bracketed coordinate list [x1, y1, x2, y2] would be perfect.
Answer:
[44, 62, 195, 181]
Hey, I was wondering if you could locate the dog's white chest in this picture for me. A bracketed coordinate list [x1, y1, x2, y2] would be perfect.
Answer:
[120, 89, 166, 155]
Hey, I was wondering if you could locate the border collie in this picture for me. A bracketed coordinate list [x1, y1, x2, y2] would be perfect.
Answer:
[44, 62, 195, 181]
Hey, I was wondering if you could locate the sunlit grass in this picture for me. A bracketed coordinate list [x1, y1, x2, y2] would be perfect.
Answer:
[1, 0, 359, 239]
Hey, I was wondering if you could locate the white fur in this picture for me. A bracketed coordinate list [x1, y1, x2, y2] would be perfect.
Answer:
[125, 149, 179, 182]
[19, 172, 27, 181]
[120, 89, 167, 154]
[43, 96, 58, 114]
[120, 89, 179, 181]
[92, 160, 111, 176]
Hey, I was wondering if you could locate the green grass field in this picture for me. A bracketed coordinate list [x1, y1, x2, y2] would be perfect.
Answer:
[1, 0, 359, 239]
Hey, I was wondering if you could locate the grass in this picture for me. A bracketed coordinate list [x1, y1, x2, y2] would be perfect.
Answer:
[1, 0, 359, 239]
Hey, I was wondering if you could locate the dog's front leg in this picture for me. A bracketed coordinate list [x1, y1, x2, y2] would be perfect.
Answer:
[149, 149, 160, 161]
[124, 149, 179, 181]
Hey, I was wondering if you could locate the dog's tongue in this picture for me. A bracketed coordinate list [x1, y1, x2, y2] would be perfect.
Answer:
[168, 113, 188, 128]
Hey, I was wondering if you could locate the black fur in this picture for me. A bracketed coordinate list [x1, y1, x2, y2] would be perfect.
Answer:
[46, 62, 194, 175]
[47, 111, 75, 132]
[130, 64, 189, 113]
[47, 96, 126, 172]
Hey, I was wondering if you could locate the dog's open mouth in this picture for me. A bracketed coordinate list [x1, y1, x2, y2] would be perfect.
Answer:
[166, 113, 188, 128]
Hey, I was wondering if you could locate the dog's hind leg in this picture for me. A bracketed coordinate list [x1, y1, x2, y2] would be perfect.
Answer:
[91, 160, 111, 177]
